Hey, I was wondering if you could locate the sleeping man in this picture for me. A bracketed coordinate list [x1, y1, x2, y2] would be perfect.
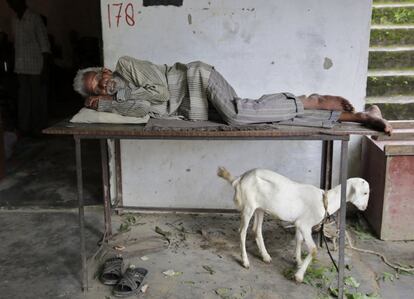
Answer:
[73, 56, 392, 134]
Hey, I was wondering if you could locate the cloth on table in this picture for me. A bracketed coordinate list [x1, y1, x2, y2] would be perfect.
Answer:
[70, 108, 149, 124]
[143, 116, 340, 132]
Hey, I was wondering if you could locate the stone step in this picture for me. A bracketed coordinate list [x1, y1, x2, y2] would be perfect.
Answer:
[370, 1, 414, 120]
[371, 5, 414, 25]
[374, 3, 414, 8]
[374, 0, 414, 4]
[366, 73, 414, 96]
[368, 70, 414, 75]
[371, 24, 414, 28]
[366, 95, 414, 104]
[370, 27, 414, 46]
[369, 47, 414, 69]
[365, 99, 414, 120]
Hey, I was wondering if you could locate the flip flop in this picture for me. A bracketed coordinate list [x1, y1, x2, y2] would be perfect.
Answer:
[113, 267, 148, 297]
[100, 256, 123, 286]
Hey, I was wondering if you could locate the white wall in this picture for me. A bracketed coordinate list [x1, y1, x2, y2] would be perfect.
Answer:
[101, 0, 372, 208]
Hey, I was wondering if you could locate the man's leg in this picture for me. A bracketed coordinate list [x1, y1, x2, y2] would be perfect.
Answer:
[206, 69, 304, 125]
[298, 94, 355, 112]
[338, 105, 392, 135]
[17, 75, 31, 135]
[30, 75, 47, 134]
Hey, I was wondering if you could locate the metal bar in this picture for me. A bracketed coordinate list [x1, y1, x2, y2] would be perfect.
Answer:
[319, 140, 333, 246]
[337, 139, 349, 299]
[100, 139, 112, 238]
[75, 137, 87, 291]
[114, 206, 239, 214]
[320, 140, 333, 190]
[114, 139, 123, 209]
[320, 140, 328, 190]
[71, 135, 348, 141]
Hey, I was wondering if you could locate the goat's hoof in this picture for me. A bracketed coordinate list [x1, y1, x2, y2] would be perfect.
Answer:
[242, 261, 250, 269]
[262, 255, 272, 263]
[294, 273, 303, 283]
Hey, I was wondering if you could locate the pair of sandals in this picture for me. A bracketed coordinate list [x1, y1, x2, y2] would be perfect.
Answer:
[100, 257, 148, 297]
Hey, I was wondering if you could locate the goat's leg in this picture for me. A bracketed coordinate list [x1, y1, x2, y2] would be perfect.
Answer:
[239, 207, 254, 269]
[252, 210, 272, 263]
[294, 226, 317, 283]
[295, 228, 304, 267]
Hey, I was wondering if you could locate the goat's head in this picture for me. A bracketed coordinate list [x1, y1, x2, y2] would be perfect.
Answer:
[347, 178, 370, 210]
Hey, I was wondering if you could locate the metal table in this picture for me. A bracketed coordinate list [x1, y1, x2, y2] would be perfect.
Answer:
[43, 120, 383, 298]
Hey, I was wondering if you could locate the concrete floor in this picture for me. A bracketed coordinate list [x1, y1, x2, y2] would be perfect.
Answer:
[0, 136, 413, 299]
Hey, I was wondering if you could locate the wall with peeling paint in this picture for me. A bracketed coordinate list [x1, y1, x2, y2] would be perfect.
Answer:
[101, 0, 372, 208]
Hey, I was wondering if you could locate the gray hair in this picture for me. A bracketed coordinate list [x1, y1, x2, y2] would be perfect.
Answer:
[73, 67, 102, 97]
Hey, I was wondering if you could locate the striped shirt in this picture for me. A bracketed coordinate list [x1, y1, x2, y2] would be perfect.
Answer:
[12, 9, 50, 75]
[98, 56, 212, 120]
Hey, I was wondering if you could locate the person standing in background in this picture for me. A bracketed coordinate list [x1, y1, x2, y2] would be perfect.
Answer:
[6, 0, 50, 136]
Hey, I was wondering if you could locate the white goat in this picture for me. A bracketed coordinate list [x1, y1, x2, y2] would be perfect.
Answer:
[217, 167, 369, 282]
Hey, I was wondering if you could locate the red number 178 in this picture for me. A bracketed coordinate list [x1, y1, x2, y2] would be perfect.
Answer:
[107, 2, 135, 28]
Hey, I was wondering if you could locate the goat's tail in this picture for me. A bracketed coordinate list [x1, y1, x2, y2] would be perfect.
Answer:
[217, 166, 236, 185]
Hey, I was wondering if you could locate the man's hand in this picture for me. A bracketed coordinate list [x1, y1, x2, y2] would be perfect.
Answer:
[84, 95, 113, 110]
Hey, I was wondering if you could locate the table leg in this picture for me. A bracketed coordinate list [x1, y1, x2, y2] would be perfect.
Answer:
[320, 140, 333, 246]
[100, 139, 112, 238]
[320, 140, 333, 190]
[338, 139, 349, 299]
[75, 137, 88, 291]
[114, 139, 123, 209]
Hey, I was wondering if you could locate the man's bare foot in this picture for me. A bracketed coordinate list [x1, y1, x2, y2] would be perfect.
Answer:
[301, 94, 355, 112]
[363, 105, 393, 135]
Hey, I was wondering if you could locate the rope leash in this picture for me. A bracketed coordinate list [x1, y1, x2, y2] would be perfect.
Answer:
[321, 190, 414, 273]
[321, 191, 339, 273]
[345, 231, 414, 273]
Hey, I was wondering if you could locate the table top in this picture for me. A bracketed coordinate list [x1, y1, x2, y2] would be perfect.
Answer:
[43, 119, 383, 140]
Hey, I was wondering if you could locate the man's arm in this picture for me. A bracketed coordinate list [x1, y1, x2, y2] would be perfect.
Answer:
[33, 14, 51, 80]
[86, 94, 151, 118]
[115, 56, 169, 104]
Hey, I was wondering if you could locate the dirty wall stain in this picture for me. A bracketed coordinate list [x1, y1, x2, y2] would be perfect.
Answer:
[323, 57, 333, 70]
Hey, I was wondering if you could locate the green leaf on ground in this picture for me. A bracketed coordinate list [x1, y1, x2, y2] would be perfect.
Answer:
[329, 287, 339, 297]
[350, 223, 374, 240]
[282, 267, 295, 280]
[345, 292, 381, 299]
[381, 271, 396, 282]
[345, 276, 361, 288]
[123, 214, 137, 225]
[155, 226, 172, 243]
[215, 287, 231, 299]
[118, 222, 131, 233]
[162, 269, 182, 277]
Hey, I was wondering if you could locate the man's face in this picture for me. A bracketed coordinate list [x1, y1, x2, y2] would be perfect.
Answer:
[83, 68, 117, 96]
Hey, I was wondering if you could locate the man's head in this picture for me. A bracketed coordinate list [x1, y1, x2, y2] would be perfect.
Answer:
[6, 0, 26, 16]
[73, 67, 118, 97]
